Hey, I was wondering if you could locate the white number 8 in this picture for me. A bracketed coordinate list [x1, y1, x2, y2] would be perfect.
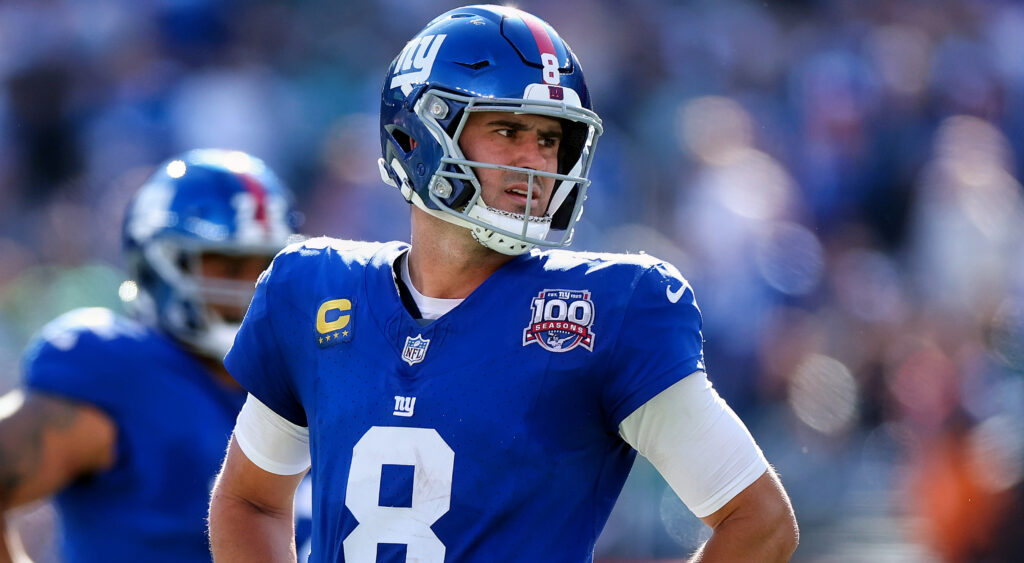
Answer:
[343, 426, 455, 562]
[541, 53, 559, 85]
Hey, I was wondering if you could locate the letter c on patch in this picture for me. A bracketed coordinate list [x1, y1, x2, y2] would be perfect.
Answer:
[317, 299, 352, 334]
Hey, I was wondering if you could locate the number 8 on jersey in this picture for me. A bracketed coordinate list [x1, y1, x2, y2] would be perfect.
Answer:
[343, 427, 455, 562]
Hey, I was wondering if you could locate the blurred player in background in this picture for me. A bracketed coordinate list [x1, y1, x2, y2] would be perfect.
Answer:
[0, 149, 307, 562]
[210, 5, 797, 562]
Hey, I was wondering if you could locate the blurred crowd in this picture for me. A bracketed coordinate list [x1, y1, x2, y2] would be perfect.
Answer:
[2, 0, 1023, 561]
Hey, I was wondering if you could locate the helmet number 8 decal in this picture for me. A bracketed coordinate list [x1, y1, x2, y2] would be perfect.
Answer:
[343, 426, 455, 562]
[541, 53, 559, 85]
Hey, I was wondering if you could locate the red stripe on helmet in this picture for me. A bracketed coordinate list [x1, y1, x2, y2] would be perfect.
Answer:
[238, 174, 268, 229]
[518, 11, 557, 63]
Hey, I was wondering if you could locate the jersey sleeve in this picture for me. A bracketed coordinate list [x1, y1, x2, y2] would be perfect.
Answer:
[603, 261, 705, 427]
[224, 258, 308, 427]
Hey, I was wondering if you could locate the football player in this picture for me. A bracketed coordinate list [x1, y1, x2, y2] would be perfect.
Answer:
[0, 149, 306, 562]
[209, 6, 798, 562]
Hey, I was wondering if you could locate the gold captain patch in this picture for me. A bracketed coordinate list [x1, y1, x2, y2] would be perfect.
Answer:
[316, 298, 353, 348]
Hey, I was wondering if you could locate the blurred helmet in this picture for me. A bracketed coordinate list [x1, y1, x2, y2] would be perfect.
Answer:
[122, 149, 300, 359]
[378, 4, 603, 255]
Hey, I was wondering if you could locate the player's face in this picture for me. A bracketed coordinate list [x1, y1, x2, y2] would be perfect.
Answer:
[459, 111, 562, 217]
[199, 253, 273, 322]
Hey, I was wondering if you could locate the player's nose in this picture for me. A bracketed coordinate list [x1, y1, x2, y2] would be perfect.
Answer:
[509, 134, 549, 171]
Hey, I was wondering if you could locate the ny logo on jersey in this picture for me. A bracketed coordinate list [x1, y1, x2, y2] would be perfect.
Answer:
[523, 289, 596, 353]
[393, 396, 416, 417]
[402, 335, 430, 366]
[390, 34, 447, 96]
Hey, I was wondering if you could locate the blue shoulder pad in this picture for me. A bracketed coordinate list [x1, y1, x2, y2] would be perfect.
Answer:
[22, 308, 157, 411]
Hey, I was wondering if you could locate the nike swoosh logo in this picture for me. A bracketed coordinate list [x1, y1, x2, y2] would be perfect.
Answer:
[666, 283, 686, 304]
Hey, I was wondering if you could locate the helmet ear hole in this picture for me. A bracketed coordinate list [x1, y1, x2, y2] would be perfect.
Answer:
[388, 126, 415, 154]
[175, 251, 190, 273]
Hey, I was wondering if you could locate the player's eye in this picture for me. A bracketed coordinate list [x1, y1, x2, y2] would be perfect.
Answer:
[539, 136, 559, 149]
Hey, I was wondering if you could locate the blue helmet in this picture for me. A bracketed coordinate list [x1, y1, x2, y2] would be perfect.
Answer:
[122, 149, 300, 358]
[378, 5, 603, 255]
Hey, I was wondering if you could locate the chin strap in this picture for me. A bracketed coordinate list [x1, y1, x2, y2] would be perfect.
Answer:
[470, 227, 533, 255]
[466, 203, 549, 255]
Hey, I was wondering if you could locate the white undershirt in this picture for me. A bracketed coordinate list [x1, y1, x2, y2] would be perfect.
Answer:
[233, 258, 767, 518]
[399, 252, 463, 321]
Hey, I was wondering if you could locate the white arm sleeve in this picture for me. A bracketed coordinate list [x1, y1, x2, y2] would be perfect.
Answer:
[619, 371, 769, 518]
[234, 393, 311, 476]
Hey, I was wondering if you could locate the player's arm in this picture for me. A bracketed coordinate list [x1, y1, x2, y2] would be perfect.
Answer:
[619, 372, 798, 562]
[0, 390, 116, 563]
[691, 468, 796, 562]
[209, 438, 305, 562]
[209, 394, 310, 563]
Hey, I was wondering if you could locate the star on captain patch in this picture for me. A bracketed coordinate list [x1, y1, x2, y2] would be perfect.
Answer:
[401, 335, 430, 366]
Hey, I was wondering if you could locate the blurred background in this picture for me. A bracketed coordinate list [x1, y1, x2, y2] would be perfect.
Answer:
[2, 0, 1023, 561]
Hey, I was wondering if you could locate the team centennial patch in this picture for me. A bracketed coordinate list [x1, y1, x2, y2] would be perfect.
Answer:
[402, 335, 431, 366]
[523, 289, 596, 353]
[316, 298, 354, 348]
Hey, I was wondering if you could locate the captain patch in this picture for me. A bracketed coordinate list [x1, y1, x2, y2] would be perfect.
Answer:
[316, 298, 354, 348]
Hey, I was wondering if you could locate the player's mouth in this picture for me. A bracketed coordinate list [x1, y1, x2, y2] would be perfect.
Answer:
[504, 184, 546, 216]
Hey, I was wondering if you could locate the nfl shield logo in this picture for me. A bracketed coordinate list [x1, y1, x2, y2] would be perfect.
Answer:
[401, 335, 430, 366]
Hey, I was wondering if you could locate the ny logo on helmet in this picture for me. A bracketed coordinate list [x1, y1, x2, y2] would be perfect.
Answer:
[390, 34, 447, 96]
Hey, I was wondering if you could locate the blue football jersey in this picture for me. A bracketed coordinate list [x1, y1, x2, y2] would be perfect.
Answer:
[21, 308, 245, 563]
[226, 238, 705, 563]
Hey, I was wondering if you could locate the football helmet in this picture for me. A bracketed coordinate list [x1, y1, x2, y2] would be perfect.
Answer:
[379, 5, 603, 255]
[122, 149, 300, 359]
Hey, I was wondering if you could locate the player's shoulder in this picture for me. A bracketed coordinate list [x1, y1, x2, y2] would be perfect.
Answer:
[263, 236, 403, 284]
[278, 236, 392, 261]
[527, 248, 696, 308]
[255, 237, 407, 318]
[530, 248, 686, 283]
[22, 307, 164, 371]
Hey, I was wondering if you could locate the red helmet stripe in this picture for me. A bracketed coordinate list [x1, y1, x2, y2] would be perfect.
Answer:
[238, 174, 268, 229]
[518, 11, 557, 62]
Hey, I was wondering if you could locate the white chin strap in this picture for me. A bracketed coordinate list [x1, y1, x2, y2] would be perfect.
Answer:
[467, 203, 550, 256]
